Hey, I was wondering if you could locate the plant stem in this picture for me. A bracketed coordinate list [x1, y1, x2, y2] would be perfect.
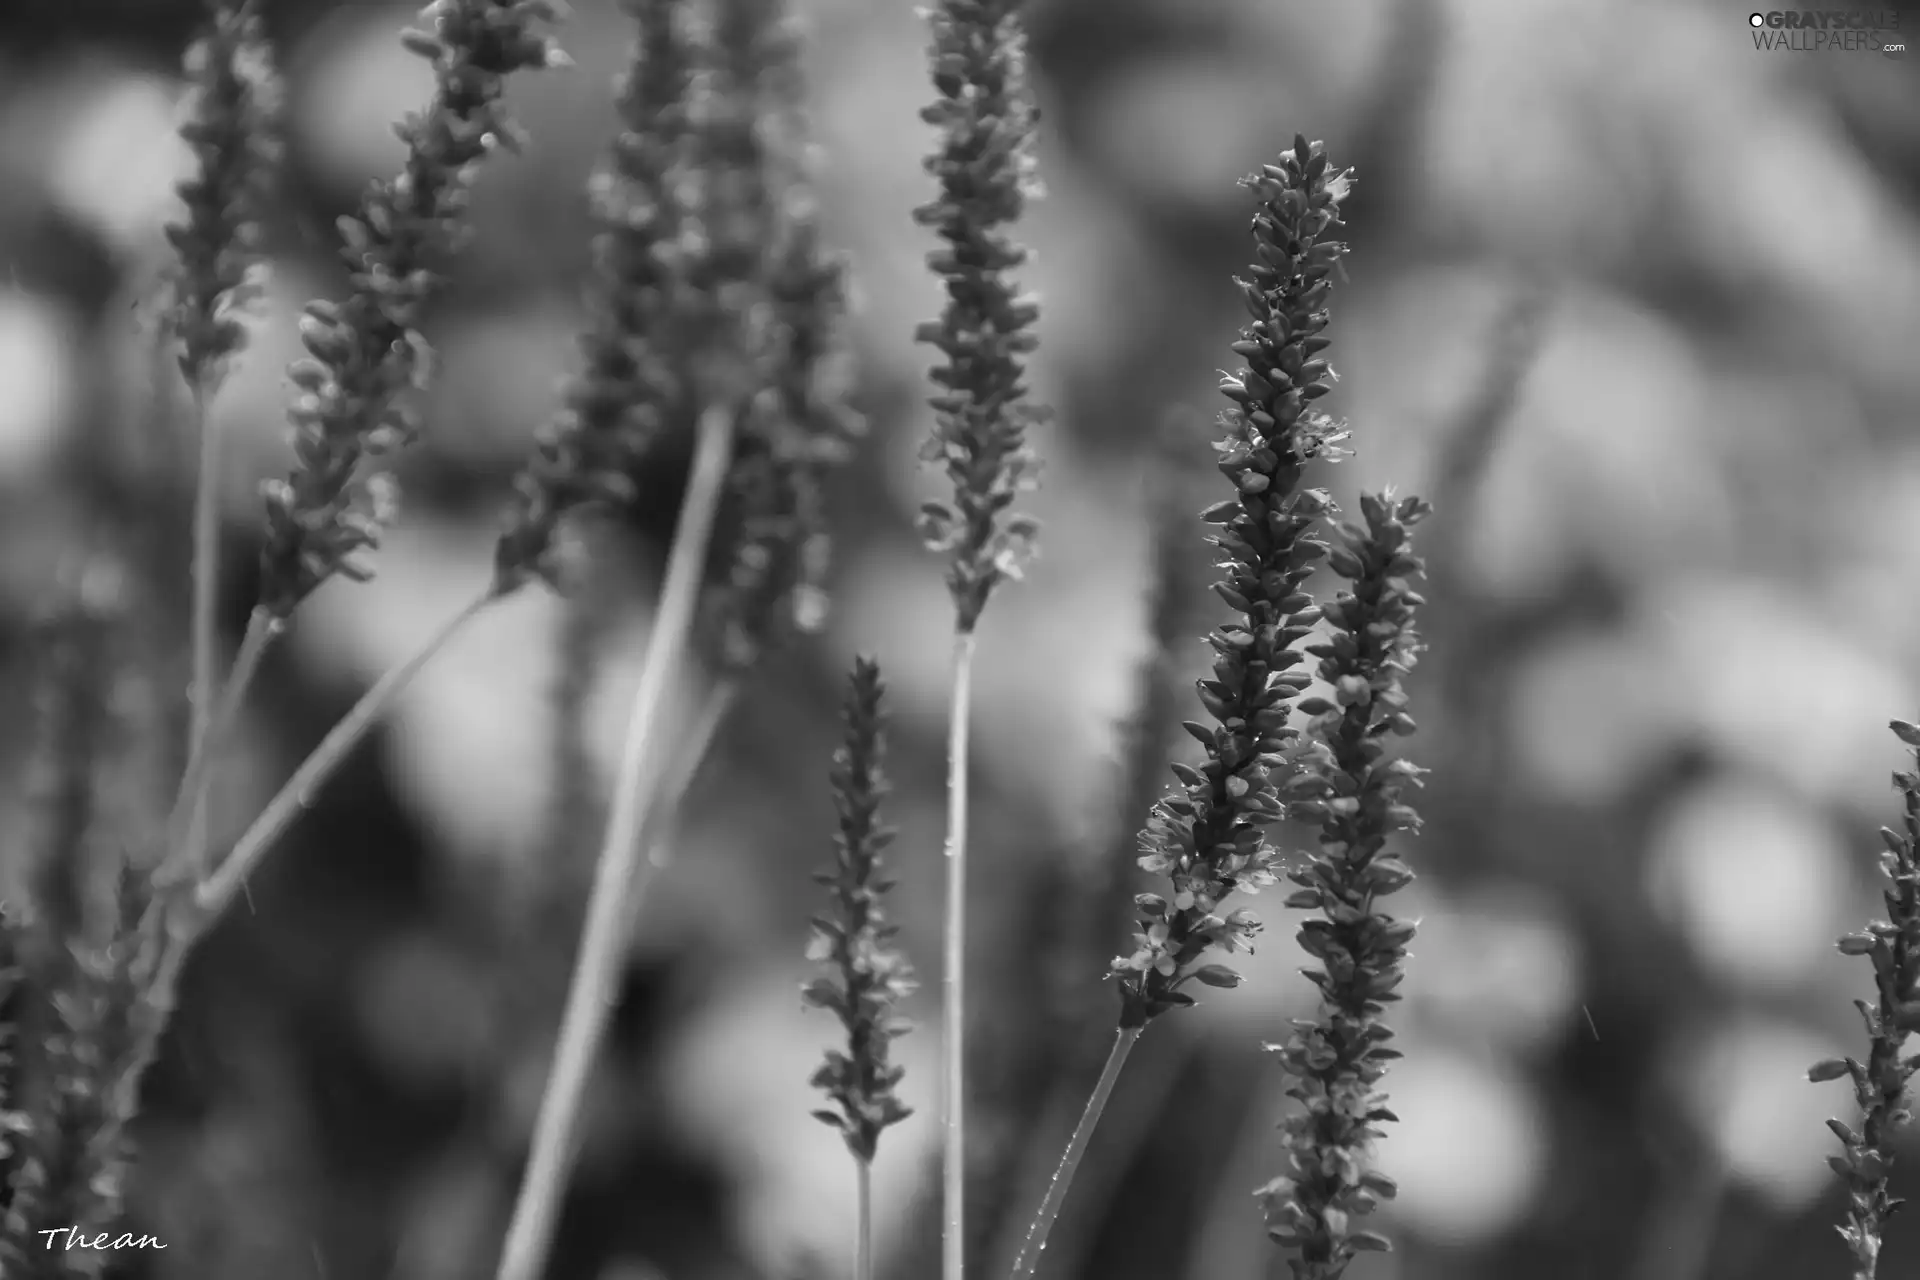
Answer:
[625, 676, 739, 925]
[1010, 1025, 1142, 1280]
[495, 401, 737, 1280]
[943, 628, 976, 1280]
[133, 602, 279, 1052]
[165, 605, 283, 865]
[195, 587, 496, 920]
[185, 378, 220, 880]
[856, 1155, 874, 1280]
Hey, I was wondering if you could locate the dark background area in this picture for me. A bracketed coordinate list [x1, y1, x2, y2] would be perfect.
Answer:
[3, 1, 1920, 1278]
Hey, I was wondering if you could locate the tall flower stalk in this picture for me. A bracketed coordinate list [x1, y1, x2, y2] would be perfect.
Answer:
[500, 0, 703, 959]
[994, 412, 1210, 1274]
[1013, 138, 1354, 1280]
[161, 0, 566, 916]
[164, 0, 281, 887]
[495, 399, 737, 1280]
[107, 18, 569, 1247]
[1261, 488, 1427, 1278]
[644, 19, 866, 912]
[621, 207, 866, 918]
[912, 4, 1046, 1272]
[804, 657, 916, 1280]
[489, 4, 709, 1270]
[493, 0, 702, 967]
[496, 0, 820, 1274]
[1809, 717, 1920, 1280]
[258, 0, 564, 618]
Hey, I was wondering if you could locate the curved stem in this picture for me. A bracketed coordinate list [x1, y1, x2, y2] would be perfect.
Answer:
[495, 401, 737, 1280]
[195, 587, 496, 921]
[1010, 1025, 1142, 1280]
[943, 628, 977, 1280]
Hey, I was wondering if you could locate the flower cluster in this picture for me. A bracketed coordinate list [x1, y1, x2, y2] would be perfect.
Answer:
[803, 657, 916, 1162]
[493, 0, 700, 595]
[677, 0, 791, 401]
[705, 222, 860, 670]
[912, 0, 1047, 634]
[1113, 139, 1354, 1029]
[1809, 717, 1920, 1280]
[498, 0, 860, 650]
[260, 0, 564, 618]
[1260, 489, 1428, 1279]
[166, 0, 282, 393]
[680, 0, 862, 674]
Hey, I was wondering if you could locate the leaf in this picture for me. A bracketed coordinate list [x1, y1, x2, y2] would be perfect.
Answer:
[1192, 964, 1243, 989]
[1807, 1058, 1853, 1083]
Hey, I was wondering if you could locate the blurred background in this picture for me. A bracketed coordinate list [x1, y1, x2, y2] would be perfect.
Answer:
[3, 0, 1920, 1277]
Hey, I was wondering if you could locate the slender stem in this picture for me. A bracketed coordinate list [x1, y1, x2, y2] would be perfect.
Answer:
[117, 912, 197, 1129]
[1037, 1017, 1189, 1280]
[495, 402, 737, 1280]
[645, 677, 739, 870]
[855, 1155, 874, 1280]
[624, 677, 740, 926]
[165, 605, 283, 867]
[185, 377, 220, 880]
[195, 588, 496, 921]
[133, 608, 279, 1048]
[943, 628, 977, 1280]
[1010, 1025, 1142, 1280]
